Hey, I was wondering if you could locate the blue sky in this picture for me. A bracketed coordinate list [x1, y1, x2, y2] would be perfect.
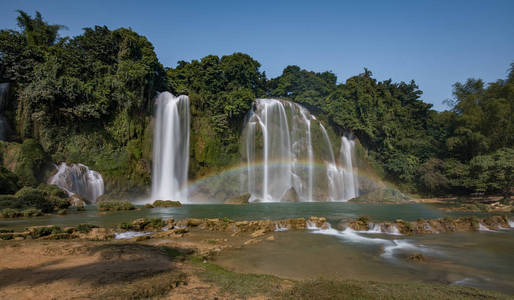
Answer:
[1, 0, 513, 110]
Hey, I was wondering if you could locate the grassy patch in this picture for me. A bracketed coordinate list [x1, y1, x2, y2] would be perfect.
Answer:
[280, 279, 510, 300]
[93, 271, 187, 299]
[191, 256, 285, 298]
[190, 259, 510, 300]
[98, 200, 135, 211]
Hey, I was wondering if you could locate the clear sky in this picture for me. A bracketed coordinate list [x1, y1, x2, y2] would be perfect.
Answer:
[1, 0, 513, 110]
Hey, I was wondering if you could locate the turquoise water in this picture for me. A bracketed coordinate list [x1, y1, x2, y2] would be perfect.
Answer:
[215, 229, 514, 294]
[0, 202, 448, 231]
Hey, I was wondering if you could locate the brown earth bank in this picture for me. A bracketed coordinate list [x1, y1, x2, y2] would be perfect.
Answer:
[0, 215, 513, 299]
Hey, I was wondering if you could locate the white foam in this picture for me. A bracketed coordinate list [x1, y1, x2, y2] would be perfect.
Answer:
[274, 224, 289, 232]
[478, 223, 497, 232]
[361, 223, 382, 234]
[382, 239, 422, 259]
[114, 231, 150, 239]
[308, 223, 433, 259]
[356, 223, 403, 235]
[508, 219, 514, 228]
[451, 278, 474, 286]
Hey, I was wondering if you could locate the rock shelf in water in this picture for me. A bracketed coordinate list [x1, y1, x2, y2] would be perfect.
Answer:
[1, 215, 512, 242]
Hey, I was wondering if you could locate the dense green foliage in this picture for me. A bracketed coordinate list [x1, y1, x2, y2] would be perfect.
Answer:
[167, 53, 266, 176]
[0, 11, 512, 200]
[97, 200, 135, 211]
[0, 11, 165, 195]
[0, 183, 69, 217]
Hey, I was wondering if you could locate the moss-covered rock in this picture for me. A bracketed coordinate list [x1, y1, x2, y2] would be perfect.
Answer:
[350, 187, 410, 204]
[152, 200, 182, 207]
[98, 200, 135, 211]
[224, 193, 250, 205]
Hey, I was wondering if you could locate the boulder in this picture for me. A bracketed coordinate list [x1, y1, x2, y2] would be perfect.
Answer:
[350, 187, 410, 204]
[83, 228, 114, 240]
[281, 188, 300, 203]
[224, 193, 250, 205]
[68, 194, 87, 207]
[187, 218, 202, 227]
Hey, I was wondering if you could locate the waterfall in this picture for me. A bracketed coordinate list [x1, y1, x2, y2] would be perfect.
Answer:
[0, 83, 8, 140]
[242, 98, 359, 202]
[151, 92, 190, 202]
[340, 136, 359, 199]
[49, 163, 104, 203]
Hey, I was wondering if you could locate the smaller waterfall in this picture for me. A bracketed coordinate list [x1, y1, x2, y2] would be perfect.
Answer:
[151, 92, 190, 202]
[339, 136, 359, 200]
[0, 83, 9, 140]
[49, 163, 105, 203]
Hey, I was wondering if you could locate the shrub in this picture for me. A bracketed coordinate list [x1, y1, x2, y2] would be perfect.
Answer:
[76, 223, 99, 233]
[98, 201, 135, 211]
[22, 208, 42, 217]
[15, 187, 53, 212]
[119, 222, 132, 230]
[0, 166, 19, 194]
[49, 196, 71, 210]
[29, 226, 62, 238]
[1, 208, 21, 218]
[37, 184, 68, 198]
[150, 217, 165, 228]
[0, 195, 21, 210]
[152, 200, 182, 207]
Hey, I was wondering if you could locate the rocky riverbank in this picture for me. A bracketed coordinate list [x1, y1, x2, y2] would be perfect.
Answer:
[0, 214, 513, 299]
[2, 214, 512, 243]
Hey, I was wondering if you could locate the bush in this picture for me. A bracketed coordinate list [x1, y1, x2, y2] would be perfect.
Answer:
[37, 184, 68, 198]
[15, 187, 52, 212]
[150, 217, 165, 228]
[28, 226, 62, 238]
[0, 167, 19, 194]
[76, 223, 99, 233]
[152, 200, 182, 207]
[0, 195, 22, 210]
[22, 208, 42, 217]
[98, 201, 135, 211]
[1, 208, 21, 218]
[49, 196, 71, 209]
[119, 222, 132, 230]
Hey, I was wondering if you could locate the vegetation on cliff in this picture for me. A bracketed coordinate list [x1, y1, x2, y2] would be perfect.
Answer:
[0, 11, 512, 202]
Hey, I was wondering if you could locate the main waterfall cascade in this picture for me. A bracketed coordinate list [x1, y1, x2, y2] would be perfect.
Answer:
[49, 163, 105, 203]
[151, 92, 190, 202]
[0, 83, 8, 140]
[242, 98, 359, 202]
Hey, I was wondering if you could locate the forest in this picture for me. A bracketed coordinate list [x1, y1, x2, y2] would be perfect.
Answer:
[1, 11, 512, 199]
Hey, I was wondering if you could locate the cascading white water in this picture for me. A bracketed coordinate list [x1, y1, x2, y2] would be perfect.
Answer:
[151, 92, 190, 202]
[0, 83, 9, 140]
[242, 98, 359, 202]
[49, 162, 104, 203]
[340, 136, 359, 200]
